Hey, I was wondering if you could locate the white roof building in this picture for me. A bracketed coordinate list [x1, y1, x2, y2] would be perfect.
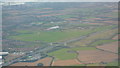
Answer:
[0, 52, 9, 55]
[46, 26, 60, 30]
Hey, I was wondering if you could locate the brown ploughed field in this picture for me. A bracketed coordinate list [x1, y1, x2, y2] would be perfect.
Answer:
[96, 41, 118, 53]
[112, 35, 119, 40]
[77, 50, 118, 64]
[11, 57, 52, 66]
[52, 59, 82, 66]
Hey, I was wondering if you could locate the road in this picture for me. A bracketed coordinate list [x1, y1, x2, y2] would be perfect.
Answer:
[2, 45, 56, 66]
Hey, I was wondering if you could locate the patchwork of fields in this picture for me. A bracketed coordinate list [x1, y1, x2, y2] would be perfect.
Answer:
[2, 2, 118, 66]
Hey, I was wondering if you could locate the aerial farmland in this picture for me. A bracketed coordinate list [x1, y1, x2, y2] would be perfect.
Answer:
[2, 2, 118, 66]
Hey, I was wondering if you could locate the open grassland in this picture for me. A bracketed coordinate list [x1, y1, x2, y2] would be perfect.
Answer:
[9, 29, 94, 42]
[48, 48, 77, 60]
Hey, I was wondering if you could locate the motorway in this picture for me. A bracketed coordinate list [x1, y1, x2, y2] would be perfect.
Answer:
[2, 45, 56, 66]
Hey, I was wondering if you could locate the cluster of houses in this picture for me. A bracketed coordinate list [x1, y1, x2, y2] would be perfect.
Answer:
[0, 52, 9, 65]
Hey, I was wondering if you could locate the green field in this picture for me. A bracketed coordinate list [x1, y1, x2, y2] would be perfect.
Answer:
[48, 48, 77, 60]
[90, 40, 117, 46]
[71, 64, 85, 66]
[70, 47, 97, 51]
[86, 63, 100, 66]
[9, 29, 94, 42]
[57, 14, 77, 19]
[15, 30, 31, 33]
[48, 47, 97, 60]
[106, 61, 118, 66]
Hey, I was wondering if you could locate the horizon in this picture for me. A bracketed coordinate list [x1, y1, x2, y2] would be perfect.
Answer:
[0, 0, 119, 2]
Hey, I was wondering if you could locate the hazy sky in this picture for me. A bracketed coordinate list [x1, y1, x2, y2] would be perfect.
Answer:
[0, 0, 119, 2]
